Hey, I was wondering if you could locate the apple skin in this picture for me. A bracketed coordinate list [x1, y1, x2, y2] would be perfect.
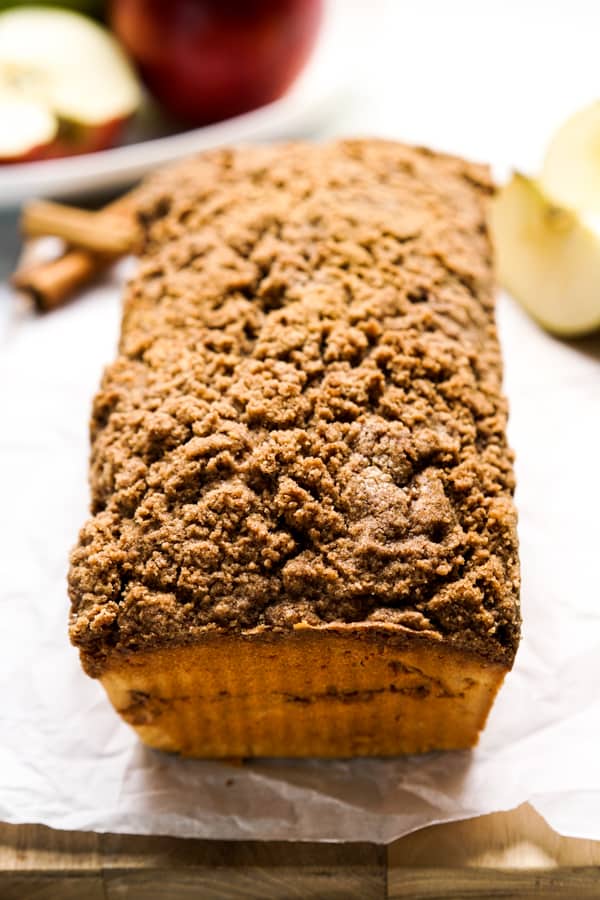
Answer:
[41, 116, 130, 160]
[110, 0, 323, 126]
[0, 116, 130, 165]
[0, 141, 50, 165]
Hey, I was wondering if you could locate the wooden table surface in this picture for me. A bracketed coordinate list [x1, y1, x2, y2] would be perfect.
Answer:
[3, 803, 600, 899]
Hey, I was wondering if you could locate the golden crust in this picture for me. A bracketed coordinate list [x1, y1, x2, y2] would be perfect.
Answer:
[100, 625, 507, 757]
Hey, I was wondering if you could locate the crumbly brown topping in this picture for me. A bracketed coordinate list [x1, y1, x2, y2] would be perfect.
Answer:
[69, 140, 520, 677]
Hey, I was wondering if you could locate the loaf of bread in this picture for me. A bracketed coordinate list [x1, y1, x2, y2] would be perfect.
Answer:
[69, 140, 520, 757]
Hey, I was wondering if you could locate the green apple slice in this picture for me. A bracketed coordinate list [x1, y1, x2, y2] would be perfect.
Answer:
[0, 7, 140, 160]
[490, 173, 600, 336]
[541, 102, 600, 213]
[0, 91, 56, 160]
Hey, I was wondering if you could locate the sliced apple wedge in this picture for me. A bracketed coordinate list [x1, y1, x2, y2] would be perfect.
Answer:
[541, 102, 600, 213]
[0, 7, 140, 163]
[490, 173, 600, 336]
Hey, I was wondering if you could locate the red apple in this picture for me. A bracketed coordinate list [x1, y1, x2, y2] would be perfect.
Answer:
[110, 0, 323, 126]
[0, 7, 141, 164]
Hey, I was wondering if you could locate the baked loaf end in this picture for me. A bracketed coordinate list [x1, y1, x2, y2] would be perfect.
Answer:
[69, 140, 520, 756]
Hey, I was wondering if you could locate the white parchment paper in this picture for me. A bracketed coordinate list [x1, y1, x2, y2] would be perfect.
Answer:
[1, 264, 600, 844]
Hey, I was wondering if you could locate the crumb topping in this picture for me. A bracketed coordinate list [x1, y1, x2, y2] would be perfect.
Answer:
[69, 140, 520, 676]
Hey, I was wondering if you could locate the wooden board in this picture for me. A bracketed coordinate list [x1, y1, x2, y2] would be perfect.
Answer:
[1, 804, 599, 899]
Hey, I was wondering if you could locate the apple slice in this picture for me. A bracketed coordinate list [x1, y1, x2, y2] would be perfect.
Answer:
[0, 7, 140, 162]
[490, 172, 600, 336]
[541, 102, 600, 213]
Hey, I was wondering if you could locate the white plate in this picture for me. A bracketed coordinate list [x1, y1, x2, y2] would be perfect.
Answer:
[0, 0, 356, 208]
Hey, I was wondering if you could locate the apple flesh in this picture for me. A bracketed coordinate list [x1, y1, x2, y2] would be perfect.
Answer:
[110, 0, 323, 126]
[0, 7, 140, 163]
[541, 102, 600, 214]
[0, 92, 57, 162]
[490, 172, 600, 336]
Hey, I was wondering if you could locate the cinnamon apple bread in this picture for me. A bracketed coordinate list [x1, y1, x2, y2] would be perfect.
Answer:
[68, 140, 520, 757]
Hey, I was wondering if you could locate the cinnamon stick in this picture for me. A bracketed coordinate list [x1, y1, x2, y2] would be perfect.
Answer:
[13, 193, 140, 311]
[21, 199, 140, 256]
[12, 250, 109, 312]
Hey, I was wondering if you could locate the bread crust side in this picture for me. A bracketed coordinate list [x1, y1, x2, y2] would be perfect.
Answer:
[100, 625, 507, 757]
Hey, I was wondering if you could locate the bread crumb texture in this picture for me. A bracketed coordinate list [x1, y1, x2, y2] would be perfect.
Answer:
[69, 140, 520, 676]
